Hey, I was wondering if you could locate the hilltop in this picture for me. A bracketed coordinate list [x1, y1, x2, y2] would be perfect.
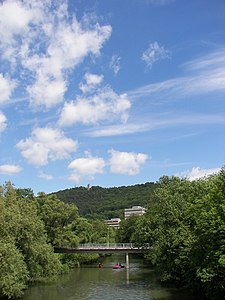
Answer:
[50, 182, 157, 219]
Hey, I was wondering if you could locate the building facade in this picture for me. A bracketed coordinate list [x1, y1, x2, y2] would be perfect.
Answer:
[105, 218, 121, 228]
[124, 206, 146, 219]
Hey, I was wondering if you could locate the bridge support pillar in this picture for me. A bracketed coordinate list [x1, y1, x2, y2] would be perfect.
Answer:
[126, 252, 129, 268]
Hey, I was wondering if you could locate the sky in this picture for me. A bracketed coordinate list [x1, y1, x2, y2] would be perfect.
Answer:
[0, 0, 224, 194]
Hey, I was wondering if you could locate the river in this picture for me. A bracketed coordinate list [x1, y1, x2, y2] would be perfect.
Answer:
[20, 254, 206, 300]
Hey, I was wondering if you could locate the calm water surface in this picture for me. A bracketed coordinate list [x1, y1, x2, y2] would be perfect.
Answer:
[20, 255, 205, 300]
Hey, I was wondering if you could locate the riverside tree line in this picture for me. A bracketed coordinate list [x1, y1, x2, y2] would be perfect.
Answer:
[0, 168, 224, 299]
[0, 183, 115, 299]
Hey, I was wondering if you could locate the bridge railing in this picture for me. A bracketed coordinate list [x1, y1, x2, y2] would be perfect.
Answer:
[54, 243, 151, 254]
[77, 243, 150, 249]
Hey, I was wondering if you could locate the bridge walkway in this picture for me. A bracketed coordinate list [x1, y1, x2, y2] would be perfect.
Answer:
[54, 243, 150, 254]
[54, 243, 150, 268]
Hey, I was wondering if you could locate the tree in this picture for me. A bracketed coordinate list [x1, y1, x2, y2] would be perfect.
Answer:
[91, 219, 115, 243]
[71, 217, 93, 244]
[0, 182, 62, 298]
[130, 171, 225, 299]
[35, 194, 79, 247]
[0, 241, 28, 299]
[16, 188, 34, 200]
[188, 170, 225, 298]
[116, 215, 139, 243]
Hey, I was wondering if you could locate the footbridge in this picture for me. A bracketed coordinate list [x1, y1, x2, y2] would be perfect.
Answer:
[54, 243, 150, 268]
[54, 243, 150, 254]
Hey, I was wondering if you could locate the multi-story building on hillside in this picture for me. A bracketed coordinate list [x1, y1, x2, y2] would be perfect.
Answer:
[124, 206, 146, 219]
[105, 218, 121, 228]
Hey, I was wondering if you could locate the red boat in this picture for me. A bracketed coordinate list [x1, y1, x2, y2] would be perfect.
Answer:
[113, 263, 125, 269]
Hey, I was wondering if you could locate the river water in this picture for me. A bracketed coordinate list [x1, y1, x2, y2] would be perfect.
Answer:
[20, 254, 205, 300]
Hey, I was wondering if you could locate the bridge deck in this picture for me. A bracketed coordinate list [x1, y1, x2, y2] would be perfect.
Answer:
[54, 243, 150, 254]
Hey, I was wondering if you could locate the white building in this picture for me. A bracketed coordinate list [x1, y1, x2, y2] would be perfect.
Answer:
[105, 218, 121, 228]
[124, 206, 146, 219]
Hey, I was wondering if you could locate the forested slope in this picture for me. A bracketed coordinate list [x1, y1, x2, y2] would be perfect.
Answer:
[51, 182, 157, 219]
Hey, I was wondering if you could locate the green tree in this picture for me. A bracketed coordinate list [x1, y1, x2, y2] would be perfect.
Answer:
[0, 182, 62, 298]
[91, 219, 115, 243]
[16, 188, 34, 200]
[188, 170, 225, 298]
[116, 215, 139, 243]
[35, 194, 79, 247]
[0, 241, 28, 299]
[131, 171, 225, 299]
[71, 217, 93, 243]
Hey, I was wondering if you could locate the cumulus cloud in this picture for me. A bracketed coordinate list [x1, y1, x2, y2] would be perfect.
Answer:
[27, 76, 67, 109]
[109, 55, 121, 75]
[0, 111, 7, 132]
[0, 164, 22, 175]
[177, 166, 221, 181]
[142, 41, 170, 68]
[108, 149, 148, 175]
[0, 74, 16, 104]
[59, 87, 131, 127]
[0, 1, 34, 49]
[79, 73, 104, 93]
[17, 127, 78, 166]
[0, 0, 112, 109]
[68, 153, 105, 183]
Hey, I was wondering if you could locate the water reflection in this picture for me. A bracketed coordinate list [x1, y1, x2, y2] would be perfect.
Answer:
[19, 255, 206, 300]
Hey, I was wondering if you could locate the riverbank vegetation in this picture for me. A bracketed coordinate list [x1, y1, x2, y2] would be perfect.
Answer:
[0, 183, 113, 299]
[117, 168, 225, 299]
[1, 169, 224, 299]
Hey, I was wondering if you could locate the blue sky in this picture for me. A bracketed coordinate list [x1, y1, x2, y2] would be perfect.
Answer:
[0, 0, 224, 194]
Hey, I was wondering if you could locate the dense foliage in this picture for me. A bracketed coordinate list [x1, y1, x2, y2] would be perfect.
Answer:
[51, 182, 157, 219]
[0, 183, 112, 299]
[0, 183, 61, 298]
[118, 169, 225, 299]
[1, 170, 224, 299]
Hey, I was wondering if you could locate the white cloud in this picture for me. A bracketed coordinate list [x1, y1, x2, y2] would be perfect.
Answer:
[0, 74, 16, 104]
[86, 113, 225, 137]
[68, 153, 105, 183]
[86, 123, 149, 137]
[131, 48, 225, 100]
[109, 55, 121, 75]
[0, 1, 34, 45]
[79, 73, 104, 93]
[177, 167, 221, 181]
[38, 171, 53, 180]
[17, 127, 78, 166]
[0, 111, 7, 132]
[182, 48, 225, 72]
[141, 41, 170, 68]
[24, 18, 111, 108]
[59, 87, 131, 127]
[0, 0, 112, 109]
[108, 149, 148, 175]
[0, 164, 22, 175]
[27, 75, 67, 109]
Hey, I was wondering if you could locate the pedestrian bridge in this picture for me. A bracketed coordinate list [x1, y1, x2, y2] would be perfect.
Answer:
[54, 243, 150, 254]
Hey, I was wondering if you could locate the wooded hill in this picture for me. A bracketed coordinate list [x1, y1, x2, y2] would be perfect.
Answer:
[50, 182, 157, 220]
